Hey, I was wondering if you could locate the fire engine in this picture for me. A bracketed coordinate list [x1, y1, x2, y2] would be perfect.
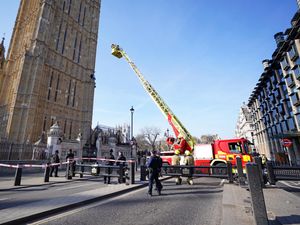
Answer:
[111, 44, 253, 172]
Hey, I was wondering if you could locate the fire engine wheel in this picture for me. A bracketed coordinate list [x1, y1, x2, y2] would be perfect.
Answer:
[212, 163, 227, 175]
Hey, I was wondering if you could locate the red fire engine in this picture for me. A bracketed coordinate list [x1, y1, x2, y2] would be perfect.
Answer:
[111, 44, 253, 171]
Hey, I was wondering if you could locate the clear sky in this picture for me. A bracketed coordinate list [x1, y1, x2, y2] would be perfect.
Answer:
[0, 1, 297, 139]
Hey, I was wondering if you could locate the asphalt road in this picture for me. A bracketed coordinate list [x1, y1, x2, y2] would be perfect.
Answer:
[276, 180, 300, 197]
[28, 177, 225, 225]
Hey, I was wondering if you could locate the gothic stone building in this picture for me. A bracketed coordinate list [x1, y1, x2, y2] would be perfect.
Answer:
[0, 0, 101, 145]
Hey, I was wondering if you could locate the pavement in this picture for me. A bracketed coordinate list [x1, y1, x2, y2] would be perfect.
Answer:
[0, 172, 300, 225]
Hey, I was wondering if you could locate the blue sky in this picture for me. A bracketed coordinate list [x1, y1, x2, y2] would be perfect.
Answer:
[0, 1, 297, 139]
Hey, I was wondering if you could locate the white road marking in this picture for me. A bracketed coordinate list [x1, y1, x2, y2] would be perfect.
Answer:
[280, 181, 300, 189]
[0, 198, 9, 201]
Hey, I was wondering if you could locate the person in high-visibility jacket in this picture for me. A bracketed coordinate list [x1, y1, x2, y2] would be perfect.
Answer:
[183, 150, 194, 185]
[173, 134, 191, 155]
[172, 150, 182, 185]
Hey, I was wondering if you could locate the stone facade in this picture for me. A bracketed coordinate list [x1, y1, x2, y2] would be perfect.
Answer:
[0, 0, 101, 146]
[235, 103, 257, 148]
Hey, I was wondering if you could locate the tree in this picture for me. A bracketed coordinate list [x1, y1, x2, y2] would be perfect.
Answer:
[199, 134, 220, 144]
[135, 126, 161, 152]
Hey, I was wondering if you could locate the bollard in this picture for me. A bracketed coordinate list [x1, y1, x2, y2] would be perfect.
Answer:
[266, 161, 276, 185]
[236, 157, 245, 185]
[129, 161, 135, 184]
[80, 162, 84, 178]
[66, 160, 72, 180]
[226, 162, 233, 183]
[44, 162, 51, 182]
[246, 163, 269, 225]
[140, 165, 147, 181]
[253, 157, 265, 188]
[119, 164, 124, 184]
[14, 164, 22, 186]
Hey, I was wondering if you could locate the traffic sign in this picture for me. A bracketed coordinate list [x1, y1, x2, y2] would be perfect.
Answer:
[282, 138, 292, 148]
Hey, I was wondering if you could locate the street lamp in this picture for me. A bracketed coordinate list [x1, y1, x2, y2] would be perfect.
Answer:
[130, 106, 134, 158]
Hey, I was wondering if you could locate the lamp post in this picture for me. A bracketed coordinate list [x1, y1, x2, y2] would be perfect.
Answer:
[130, 106, 134, 158]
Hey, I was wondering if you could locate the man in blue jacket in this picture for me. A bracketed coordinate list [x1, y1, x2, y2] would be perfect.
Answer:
[147, 150, 163, 196]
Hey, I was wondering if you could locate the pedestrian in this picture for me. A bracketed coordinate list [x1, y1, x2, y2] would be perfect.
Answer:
[146, 150, 163, 196]
[183, 150, 194, 185]
[50, 150, 60, 177]
[172, 149, 182, 185]
[252, 149, 260, 157]
[66, 149, 75, 177]
[116, 151, 126, 183]
[104, 150, 115, 184]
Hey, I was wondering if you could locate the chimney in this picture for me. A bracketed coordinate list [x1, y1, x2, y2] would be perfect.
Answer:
[274, 32, 285, 46]
[262, 59, 270, 70]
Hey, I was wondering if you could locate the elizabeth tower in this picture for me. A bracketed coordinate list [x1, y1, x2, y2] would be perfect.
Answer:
[0, 0, 101, 144]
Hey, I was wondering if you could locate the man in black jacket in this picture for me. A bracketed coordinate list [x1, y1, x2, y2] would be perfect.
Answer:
[146, 150, 163, 196]
[50, 150, 60, 177]
[104, 150, 115, 184]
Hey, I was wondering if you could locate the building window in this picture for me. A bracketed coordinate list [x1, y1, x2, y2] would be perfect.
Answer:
[73, 33, 78, 61]
[286, 73, 295, 87]
[68, 0, 72, 15]
[69, 121, 73, 139]
[47, 72, 53, 100]
[280, 56, 290, 71]
[43, 117, 47, 131]
[64, 120, 67, 134]
[78, 1, 82, 23]
[66, 80, 71, 105]
[288, 117, 296, 130]
[293, 65, 300, 80]
[290, 93, 300, 106]
[82, 7, 86, 26]
[55, 75, 60, 102]
[61, 26, 68, 54]
[56, 21, 62, 51]
[72, 81, 77, 107]
[78, 39, 82, 63]
[288, 44, 298, 61]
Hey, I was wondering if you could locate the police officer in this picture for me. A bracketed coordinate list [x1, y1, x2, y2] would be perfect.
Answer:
[183, 150, 194, 185]
[172, 150, 182, 185]
[66, 149, 75, 177]
[104, 150, 115, 184]
[147, 150, 163, 196]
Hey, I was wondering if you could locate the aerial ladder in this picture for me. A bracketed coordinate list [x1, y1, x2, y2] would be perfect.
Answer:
[111, 44, 196, 151]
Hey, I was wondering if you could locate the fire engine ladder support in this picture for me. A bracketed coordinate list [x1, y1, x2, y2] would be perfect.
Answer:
[111, 44, 195, 150]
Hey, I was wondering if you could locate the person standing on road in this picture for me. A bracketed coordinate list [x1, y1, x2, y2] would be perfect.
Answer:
[50, 150, 60, 177]
[104, 150, 115, 184]
[184, 150, 194, 185]
[116, 151, 126, 183]
[172, 150, 182, 185]
[147, 150, 163, 196]
[66, 149, 75, 177]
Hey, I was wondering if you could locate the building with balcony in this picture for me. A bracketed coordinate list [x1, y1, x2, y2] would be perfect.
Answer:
[248, 2, 300, 165]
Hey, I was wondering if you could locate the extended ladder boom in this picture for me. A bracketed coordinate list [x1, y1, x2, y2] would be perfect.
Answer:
[111, 44, 196, 150]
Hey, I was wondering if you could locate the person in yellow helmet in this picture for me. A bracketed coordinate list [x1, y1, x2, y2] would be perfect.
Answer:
[172, 149, 182, 185]
[183, 150, 194, 185]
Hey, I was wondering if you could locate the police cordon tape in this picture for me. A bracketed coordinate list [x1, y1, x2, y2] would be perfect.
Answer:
[0, 158, 135, 169]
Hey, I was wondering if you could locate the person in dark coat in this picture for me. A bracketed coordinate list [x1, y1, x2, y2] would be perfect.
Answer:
[147, 150, 163, 196]
[104, 150, 115, 184]
[116, 151, 127, 183]
[66, 149, 75, 176]
[50, 150, 60, 177]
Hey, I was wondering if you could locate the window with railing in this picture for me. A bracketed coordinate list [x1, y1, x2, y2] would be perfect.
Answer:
[286, 73, 295, 87]
[280, 56, 290, 71]
[293, 65, 300, 80]
[288, 117, 296, 130]
[288, 44, 298, 61]
[290, 92, 300, 106]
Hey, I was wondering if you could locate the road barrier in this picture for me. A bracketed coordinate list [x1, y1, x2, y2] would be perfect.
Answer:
[140, 162, 234, 183]
[0, 158, 137, 186]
